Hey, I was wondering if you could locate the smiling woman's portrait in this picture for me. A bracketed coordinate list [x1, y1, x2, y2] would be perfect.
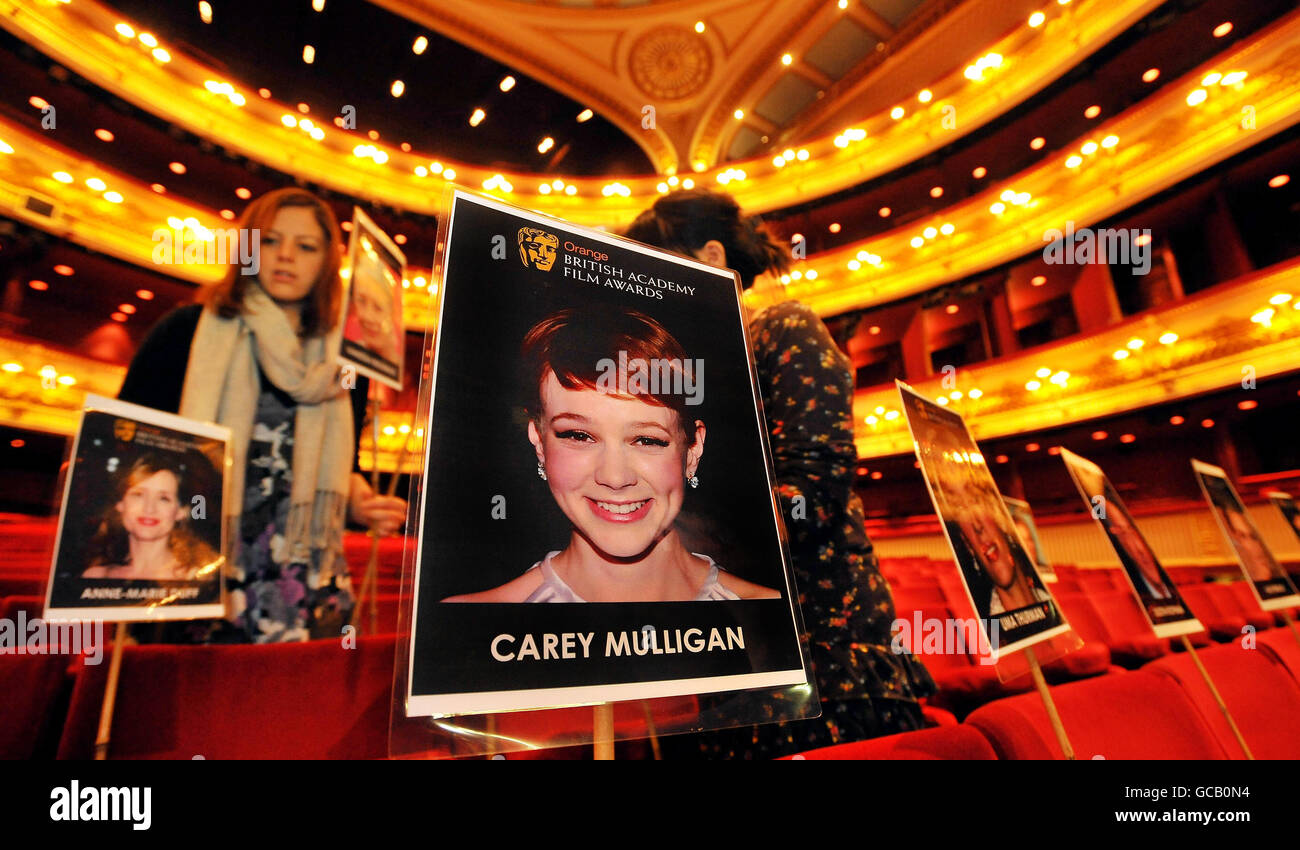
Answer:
[443, 305, 779, 603]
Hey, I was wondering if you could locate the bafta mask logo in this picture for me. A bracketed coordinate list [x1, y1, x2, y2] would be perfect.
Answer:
[518, 228, 558, 272]
[114, 418, 137, 442]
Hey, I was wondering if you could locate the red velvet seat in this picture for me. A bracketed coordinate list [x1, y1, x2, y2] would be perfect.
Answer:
[1258, 628, 1300, 686]
[1179, 584, 1248, 641]
[0, 652, 73, 758]
[1144, 643, 1300, 759]
[1060, 591, 1169, 667]
[966, 670, 1228, 759]
[57, 635, 398, 759]
[1228, 582, 1285, 628]
[783, 724, 997, 760]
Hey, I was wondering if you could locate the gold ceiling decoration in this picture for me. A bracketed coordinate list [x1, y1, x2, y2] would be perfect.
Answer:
[629, 25, 713, 101]
[0, 0, 1160, 227]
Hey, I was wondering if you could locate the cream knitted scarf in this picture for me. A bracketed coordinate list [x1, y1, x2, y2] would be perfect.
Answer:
[180, 284, 354, 583]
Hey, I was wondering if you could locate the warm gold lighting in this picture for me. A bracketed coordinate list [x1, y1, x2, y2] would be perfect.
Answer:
[918, 90, 932, 103]
[694, 21, 705, 33]
[1159, 332, 1178, 344]
[1084, 105, 1100, 118]
[1220, 71, 1247, 86]
[1066, 155, 1082, 168]
[929, 186, 943, 198]
[1270, 174, 1291, 188]
[1028, 11, 1045, 27]
[781, 53, 793, 66]
[169, 161, 187, 174]
[538, 137, 554, 154]
[1025, 380, 1041, 391]
[890, 106, 905, 120]
[103, 191, 124, 203]
[1186, 89, 1208, 106]
[138, 32, 158, 48]
[115, 23, 135, 38]
[733, 109, 744, 120]
[86, 177, 107, 191]
[972, 166, 987, 179]
[499, 76, 516, 92]
[469, 108, 486, 127]
[576, 108, 593, 122]
[1101, 134, 1119, 148]
[412, 36, 428, 55]
[1113, 349, 1129, 360]
[1142, 68, 1160, 83]
[878, 207, 891, 218]
[1030, 137, 1045, 150]
[151, 48, 171, 63]
[52, 171, 72, 183]
[1213, 22, 1233, 38]
[391, 80, 405, 97]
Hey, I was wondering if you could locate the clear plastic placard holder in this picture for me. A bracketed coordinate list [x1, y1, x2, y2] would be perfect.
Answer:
[388, 188, 821, 759]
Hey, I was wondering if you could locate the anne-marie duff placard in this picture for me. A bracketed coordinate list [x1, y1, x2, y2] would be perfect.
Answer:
[339, 207, 405, 391]
[405, 190, 807, 717]
[45, 395, 229, 622]
[1060, 449, 1202, 638]
[1193, 461, 1300, 611]
[897, 382, 1069, 658]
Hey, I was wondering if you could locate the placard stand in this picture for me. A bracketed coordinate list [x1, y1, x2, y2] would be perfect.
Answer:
[93, 622, 128, 760]
[353, 400, 414, 635]
[593, 704, 615, 760]
[1177, 635, 1253, 759]
[1023, 646, 1074, 760]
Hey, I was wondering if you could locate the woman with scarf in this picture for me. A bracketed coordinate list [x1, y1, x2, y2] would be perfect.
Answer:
[118, 187, 406, 642]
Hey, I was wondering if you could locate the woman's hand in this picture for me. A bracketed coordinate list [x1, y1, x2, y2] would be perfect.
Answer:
[348, 473, 408, 537]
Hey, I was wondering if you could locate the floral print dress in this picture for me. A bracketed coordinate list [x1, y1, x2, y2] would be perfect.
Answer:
[222, 382, 355, 643]
[686, 300, 935, 758]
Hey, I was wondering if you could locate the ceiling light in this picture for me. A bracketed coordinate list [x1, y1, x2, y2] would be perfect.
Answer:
[1220, 71, 1247, 86]
[1031, 275, 1046, 286]
[1091, 431, 1108, 441]
[1081, 141, 1098, 155]
[94, 128, 114, 142]
[923, 226, 937, 239]
[1036, 367, 1051, 378]
[86, 177, 107, 191]
[918, 90, 932, 103]
[972, 166, 987, 178]
[52, 171, 72, 183]
[1030, 137, 1045, 150]
[499, 76, 516, 92]
[1238, 400, 1257, 411]
[890, 106, 904, 120]
[1201, 72, 1222, 86]
[828, 223, 841, 233]
[1213, 22, 1232, 38]
[1142, 68, 1160, 83]
[469, 108, 486, 127]
[930, 186, 943, 198]
[538, 137, 554, 153]
[1169, 415, 1184, 425]
[989, 202, 1005, 215]
[694, 21, 705, 33]
[138, 32, 157, 48]
[781, 53, 793, 66]
[1113, 349, 1129, 360]
[1026, 443, 1040, 452]
[1084, 105, 1100, 119]
[1120, 434, 1135, 443]
[151, 48, 171, 63]
[576, 108, 593, 122]
[1065, 155, 1083, 168]
[114, 23, 135, 38]
[879, 207, 891, 217]
[1186, 89, 1207, 106]
[910, 236, 924, 248]
[1028, 11, 1045, 27]
[945, 304, 959, 314]
[1201, 418, 1215, 429]
[53, 265, 73, 276]
[111, 312, 128, 323]
[733, 109, 744, 120]
[412, 36, 428, 55]
[28, 280, 48, 291]
[1101, 134, 1119, 148]
[103, 191, 123, 203]
[169, 162, 186, 174]
[136, 289, 154, 300]
[312, 0, 325, 10]
[1025, 380, 1041, 391]
[1158, 332, 1178, 344]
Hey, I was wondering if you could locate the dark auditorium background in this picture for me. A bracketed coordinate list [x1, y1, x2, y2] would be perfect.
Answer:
[1, 0, 1299, 770]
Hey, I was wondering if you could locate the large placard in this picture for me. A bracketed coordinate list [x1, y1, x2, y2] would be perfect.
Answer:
[898, 382, 1069, 658]
[1266, 490, 1300, 547]
[404, 190, 808, 717]
[1060, 448, 1202, 637]
[1193, 461, 1300, 611]
[44, 394, 230, 622]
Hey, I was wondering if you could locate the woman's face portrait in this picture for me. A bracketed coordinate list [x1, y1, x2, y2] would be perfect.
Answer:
[257, 205, 326, 304]
[1105, 507, 1164, 587]
[1225, 507, 1274, 580]
[350, 267, 398, 355]
[116, 469, 187, 544]
[529, 370, 704, 561]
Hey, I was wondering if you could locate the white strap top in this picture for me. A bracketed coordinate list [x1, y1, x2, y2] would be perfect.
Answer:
[523, 551, 741, 603]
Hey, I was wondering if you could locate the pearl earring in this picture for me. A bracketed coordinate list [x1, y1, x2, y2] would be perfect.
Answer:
[537, 463, 547, 481]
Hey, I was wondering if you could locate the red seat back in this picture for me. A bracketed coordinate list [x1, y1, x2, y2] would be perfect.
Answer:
[785, 725, 996, 760]
[57, 635, 398, 759]
[966, 670, 1228, 759]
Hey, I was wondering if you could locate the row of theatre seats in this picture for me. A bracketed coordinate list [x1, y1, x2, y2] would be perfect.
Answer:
[2, 517, 1298, 759]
